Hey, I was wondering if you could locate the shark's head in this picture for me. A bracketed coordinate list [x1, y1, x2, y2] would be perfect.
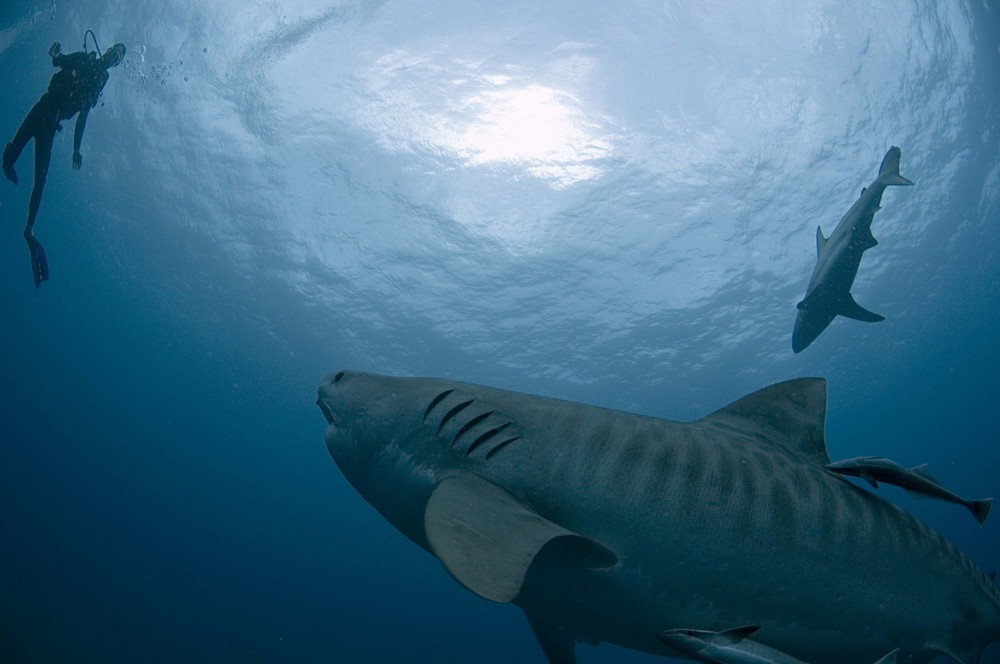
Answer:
[317, 370, 464, 550]
[657, 626, 763, 659]
[792, 300, 835, 353]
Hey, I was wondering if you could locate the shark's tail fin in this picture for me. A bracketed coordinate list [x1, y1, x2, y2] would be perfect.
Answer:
[970, 497, 993, 526]
[878, 146, 915, 186]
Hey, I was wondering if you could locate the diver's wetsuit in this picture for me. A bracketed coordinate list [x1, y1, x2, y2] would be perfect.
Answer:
[3, 41, 122, 287]
[3, 49, 110, 238]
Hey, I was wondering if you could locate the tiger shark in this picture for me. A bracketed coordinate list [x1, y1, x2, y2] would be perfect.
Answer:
[317, 370, 1000, 663]
[792, 146, 913, 353]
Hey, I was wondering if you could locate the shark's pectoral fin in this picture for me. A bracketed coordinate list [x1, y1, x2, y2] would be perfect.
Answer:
[424, 474, 618, 603]
[860, 471, 880, 489]
[858, 227, 879, 250]
[525, 611, 578, 664]
[838, 294, 884, 322]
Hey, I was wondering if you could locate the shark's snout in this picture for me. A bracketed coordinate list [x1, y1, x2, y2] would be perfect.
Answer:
[317, 370, 349, 425]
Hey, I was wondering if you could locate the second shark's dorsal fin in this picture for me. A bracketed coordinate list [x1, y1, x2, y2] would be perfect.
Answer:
[709, 625, 760, 645]
[698, 378, 830, 465]
[909, 463, 938, 483]
[815, 226, 827, 256]
[424, 474, 618, 604]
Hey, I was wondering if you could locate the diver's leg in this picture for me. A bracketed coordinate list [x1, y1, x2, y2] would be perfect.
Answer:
[4, 95, 50, 185]
[23, 123, 54, 239]
[23, 121, 54, 287]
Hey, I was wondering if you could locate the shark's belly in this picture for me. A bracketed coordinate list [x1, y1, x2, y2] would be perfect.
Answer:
[806, 240, 863, 299]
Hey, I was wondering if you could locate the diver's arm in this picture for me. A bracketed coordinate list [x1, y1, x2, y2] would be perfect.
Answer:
[72, 108, 89, 170]
[52, 47, 90, 69]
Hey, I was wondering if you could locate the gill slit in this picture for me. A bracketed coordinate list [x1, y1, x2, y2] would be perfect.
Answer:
[452, 411, 495, 447]
[485, 436, 520, 460]
[438, 400, 475, 433]
[423, 389, 455, 423]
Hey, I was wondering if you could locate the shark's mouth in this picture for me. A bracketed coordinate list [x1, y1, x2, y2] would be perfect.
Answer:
[317, 396, 338, 425]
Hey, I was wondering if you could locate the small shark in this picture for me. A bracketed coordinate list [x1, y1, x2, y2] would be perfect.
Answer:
[826, 456, 993, 525]
[792, 147, 914, 353]
[317, 371, 1000, 663]
[656, 625, 899, 664]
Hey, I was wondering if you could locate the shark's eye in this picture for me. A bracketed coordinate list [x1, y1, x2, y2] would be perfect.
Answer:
[334, 371, 345, 383]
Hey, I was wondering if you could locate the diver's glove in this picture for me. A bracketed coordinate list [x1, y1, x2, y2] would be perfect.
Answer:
[49, 41, 61, 59]
[72, 152, 82, 170]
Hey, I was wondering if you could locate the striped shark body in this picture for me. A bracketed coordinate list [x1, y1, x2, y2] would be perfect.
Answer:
[317, 371, 1000, 663]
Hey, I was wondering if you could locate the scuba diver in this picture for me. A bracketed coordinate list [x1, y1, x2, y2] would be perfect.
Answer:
[2, 35, 126, 287]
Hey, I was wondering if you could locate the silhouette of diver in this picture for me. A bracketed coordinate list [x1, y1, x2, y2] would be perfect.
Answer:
[3, 39, 125, 287]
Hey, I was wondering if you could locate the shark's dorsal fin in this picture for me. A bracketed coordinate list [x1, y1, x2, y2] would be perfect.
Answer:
[815, 226, 827, 256]
[699, 378, 830, 465]
[424, 474, 618, 603]
[838, 294, 884, 322]
[909, 463, 938, 483]
[709, 625, 760, 646]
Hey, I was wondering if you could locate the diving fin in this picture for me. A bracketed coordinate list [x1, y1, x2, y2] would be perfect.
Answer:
[26, 235, 49, 288]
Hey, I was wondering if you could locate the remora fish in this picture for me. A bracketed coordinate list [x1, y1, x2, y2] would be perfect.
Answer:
[656, 625, 899, 664]
[792, 146, 914, 353]
[317, 371, 1000, 663]
[826, 456, 993, 525]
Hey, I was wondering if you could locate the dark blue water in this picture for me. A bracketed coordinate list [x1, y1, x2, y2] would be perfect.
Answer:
[2, 1, 998, 662]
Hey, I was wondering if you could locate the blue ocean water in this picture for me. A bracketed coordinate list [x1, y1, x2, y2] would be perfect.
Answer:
[1, 1, 998, 662]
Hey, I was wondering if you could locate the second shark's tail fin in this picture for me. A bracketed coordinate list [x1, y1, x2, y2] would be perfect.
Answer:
[970, 497, 993, 526]
[878, 146, 915, 186]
